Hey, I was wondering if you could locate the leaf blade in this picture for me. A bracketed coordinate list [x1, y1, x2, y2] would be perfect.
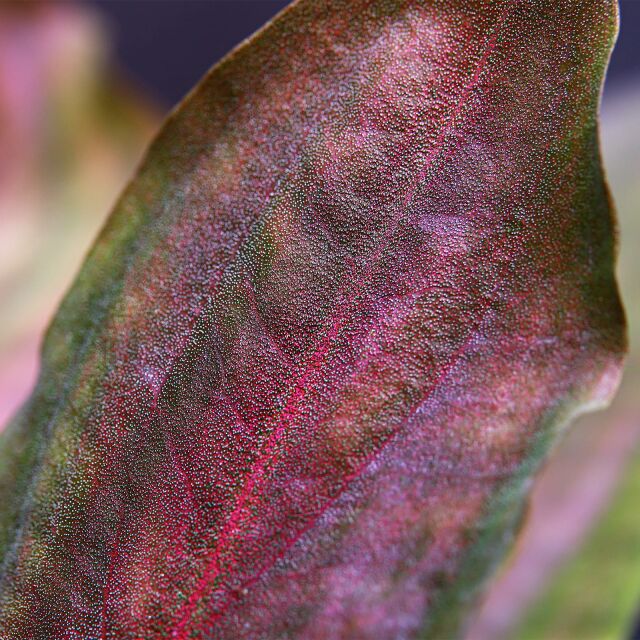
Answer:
[0, 1, 625, 638]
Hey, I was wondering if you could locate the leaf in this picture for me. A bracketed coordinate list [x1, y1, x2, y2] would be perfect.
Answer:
[0, 1, 625, 638]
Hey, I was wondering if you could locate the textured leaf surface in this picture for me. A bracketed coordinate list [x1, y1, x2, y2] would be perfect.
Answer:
[0, 1, 625, 638]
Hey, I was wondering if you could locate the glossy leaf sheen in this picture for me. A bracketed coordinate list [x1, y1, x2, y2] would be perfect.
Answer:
[0, 1, 625, 638]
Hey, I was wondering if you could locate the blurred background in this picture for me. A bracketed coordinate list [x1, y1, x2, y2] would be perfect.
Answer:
[0, 1, 638, 638]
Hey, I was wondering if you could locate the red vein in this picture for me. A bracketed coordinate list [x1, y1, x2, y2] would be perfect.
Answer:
[193, 286, 505, 633]
[100, 504, 125, 640]
[194, 270, 533, 635]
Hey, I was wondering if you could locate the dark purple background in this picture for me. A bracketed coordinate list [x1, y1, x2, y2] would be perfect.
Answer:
[88, 0, 639, 109]
[89, 0, 290, 107]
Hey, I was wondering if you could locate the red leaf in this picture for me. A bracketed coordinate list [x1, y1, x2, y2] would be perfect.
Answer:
[0, 1, 625, 638]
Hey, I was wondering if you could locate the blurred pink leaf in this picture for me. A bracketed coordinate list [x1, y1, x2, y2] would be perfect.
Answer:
[0, 1, 159, 428]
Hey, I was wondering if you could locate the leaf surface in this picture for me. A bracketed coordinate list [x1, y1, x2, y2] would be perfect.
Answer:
[0, 1, 625, 638]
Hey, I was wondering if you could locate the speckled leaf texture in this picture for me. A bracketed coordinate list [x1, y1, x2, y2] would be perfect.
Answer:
[0, 1, 625, 638]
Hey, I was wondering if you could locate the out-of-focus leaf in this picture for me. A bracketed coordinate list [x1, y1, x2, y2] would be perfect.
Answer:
[472, 83, 640, 640]
[0, 2, 159, 428]
[513, 448, 640, 640]
[0, 1, 625, 638]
